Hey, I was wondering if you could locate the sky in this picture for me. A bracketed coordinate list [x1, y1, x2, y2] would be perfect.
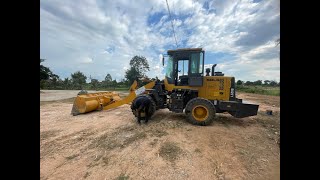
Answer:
[40, 0, 280, 82]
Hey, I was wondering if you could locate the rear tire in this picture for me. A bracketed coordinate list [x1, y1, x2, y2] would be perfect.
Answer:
[131, 94, 157, 118]
[185, 98, 216, 126]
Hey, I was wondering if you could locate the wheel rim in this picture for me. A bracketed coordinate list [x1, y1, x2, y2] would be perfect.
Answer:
[192, 105, 209, 121]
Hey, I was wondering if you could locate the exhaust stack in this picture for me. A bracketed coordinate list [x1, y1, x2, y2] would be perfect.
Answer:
[211, 64, 217, 76]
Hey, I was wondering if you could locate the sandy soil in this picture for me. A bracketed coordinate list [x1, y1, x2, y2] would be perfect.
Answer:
[40, 91, 280, 180]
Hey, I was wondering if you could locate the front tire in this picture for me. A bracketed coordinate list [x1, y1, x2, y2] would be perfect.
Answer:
[131, 94, 157, 118]
[185, 98, 216, 126]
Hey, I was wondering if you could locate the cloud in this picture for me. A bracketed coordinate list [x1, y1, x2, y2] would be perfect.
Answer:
[80, 57, 93, 64]
[40, 0, 279, 83]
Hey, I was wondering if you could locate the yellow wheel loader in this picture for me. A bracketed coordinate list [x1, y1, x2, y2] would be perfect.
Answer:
[131, 48, 259, 125]
[72, 48, 259, 126]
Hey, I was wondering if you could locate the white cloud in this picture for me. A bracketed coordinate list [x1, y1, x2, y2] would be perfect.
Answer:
[40, 0, 279, 83]
[80, 57, 93, 64]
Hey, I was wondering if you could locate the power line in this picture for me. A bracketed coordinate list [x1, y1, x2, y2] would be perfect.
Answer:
[165, 0, 178, 48]
[171, 0, 180, 46]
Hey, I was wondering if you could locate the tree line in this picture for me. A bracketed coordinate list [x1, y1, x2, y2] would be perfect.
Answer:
[236, 80, 280, 86]
[40, 55, 153, 90]
[41, 56, 279, 90]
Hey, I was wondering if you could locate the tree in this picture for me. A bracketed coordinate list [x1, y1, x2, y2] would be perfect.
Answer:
[125, 67, 140, 85]
[269, 80, 278, 86]
[104, 74, 112, 88]
[71, 71, 87, 89]
[63, 78, 71, 89]
[118, 78, 128, 87]
[105, 74, 112, 82]
[40, 59, 58, 81]
[40, 59, 61, 89]
[245, 81, 253, 86]
[253, 80, 262, 86]
[91, 79, 99, 90]
[264, 80, 270, 85]
[125, 56, 150, 85]
[236, 80, 243, 85]
[111, 80, 117, 89]
[50, 74, 60, 89]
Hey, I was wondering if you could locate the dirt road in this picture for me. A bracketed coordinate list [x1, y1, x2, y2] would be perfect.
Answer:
[40, 91, 280, 180]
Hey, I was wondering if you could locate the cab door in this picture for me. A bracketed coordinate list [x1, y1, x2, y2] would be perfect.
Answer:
[188, 52, 204, 86]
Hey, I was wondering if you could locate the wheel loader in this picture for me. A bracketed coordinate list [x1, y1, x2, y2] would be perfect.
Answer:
[71, 48, 259, 126]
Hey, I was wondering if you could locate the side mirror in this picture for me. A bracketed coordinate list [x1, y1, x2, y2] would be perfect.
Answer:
[162, 57, 164, 66]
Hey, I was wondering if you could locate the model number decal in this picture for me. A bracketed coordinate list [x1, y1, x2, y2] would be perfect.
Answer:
[207, 78, 224, 90]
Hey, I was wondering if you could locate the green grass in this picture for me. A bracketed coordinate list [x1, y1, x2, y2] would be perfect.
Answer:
[116, 173, 129, 180]
[236, 85, 280, 96]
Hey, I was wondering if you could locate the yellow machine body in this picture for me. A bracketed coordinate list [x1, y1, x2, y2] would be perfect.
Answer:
[164, 76, 232, 101]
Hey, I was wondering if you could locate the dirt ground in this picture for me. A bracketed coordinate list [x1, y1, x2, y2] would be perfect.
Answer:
[40, 90, 280, 180]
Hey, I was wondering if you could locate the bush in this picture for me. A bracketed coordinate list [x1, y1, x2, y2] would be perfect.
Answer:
[236, 85, 280, 96]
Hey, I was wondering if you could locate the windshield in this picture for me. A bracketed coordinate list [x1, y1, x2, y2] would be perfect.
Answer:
[165, 55, 174, 82]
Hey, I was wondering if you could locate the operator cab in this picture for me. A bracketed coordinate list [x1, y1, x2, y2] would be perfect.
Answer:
[164, 48, 205, 86]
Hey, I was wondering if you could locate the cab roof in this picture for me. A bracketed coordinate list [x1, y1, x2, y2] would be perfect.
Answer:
[167, 48, 204, 60]
[167, 48, 203, 54]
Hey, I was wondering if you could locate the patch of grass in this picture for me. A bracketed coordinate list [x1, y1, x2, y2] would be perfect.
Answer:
[255, 112, 280, 134]
[237, 85, 280, 96]
[87, 154, 113, 168]
[88, 127, 147, 150]
[121, 132, 147, 148]
[149, 129, 168, 138]
[194, 148, 201, 153]
[102, 156, 110, 166]
[65, 154, 79, 160]
[84, 172, 90, 179]
[149, 139, 158, 147]
[87, 154, 104, 168]
[40, 130, 61, 140]
[159, 142, 183, 162]
[116, 173, 129, 180]
[118, 125, 135, 132]
[89, 133, 117, 150]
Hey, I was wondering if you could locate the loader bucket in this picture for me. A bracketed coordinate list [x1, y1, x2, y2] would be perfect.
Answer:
[71, 92, 122, 116]
[71, 80, 156, 116]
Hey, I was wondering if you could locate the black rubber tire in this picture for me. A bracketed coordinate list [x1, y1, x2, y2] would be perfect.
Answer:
[185, 98, 216, 126]
[131, 94, 157, 118]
